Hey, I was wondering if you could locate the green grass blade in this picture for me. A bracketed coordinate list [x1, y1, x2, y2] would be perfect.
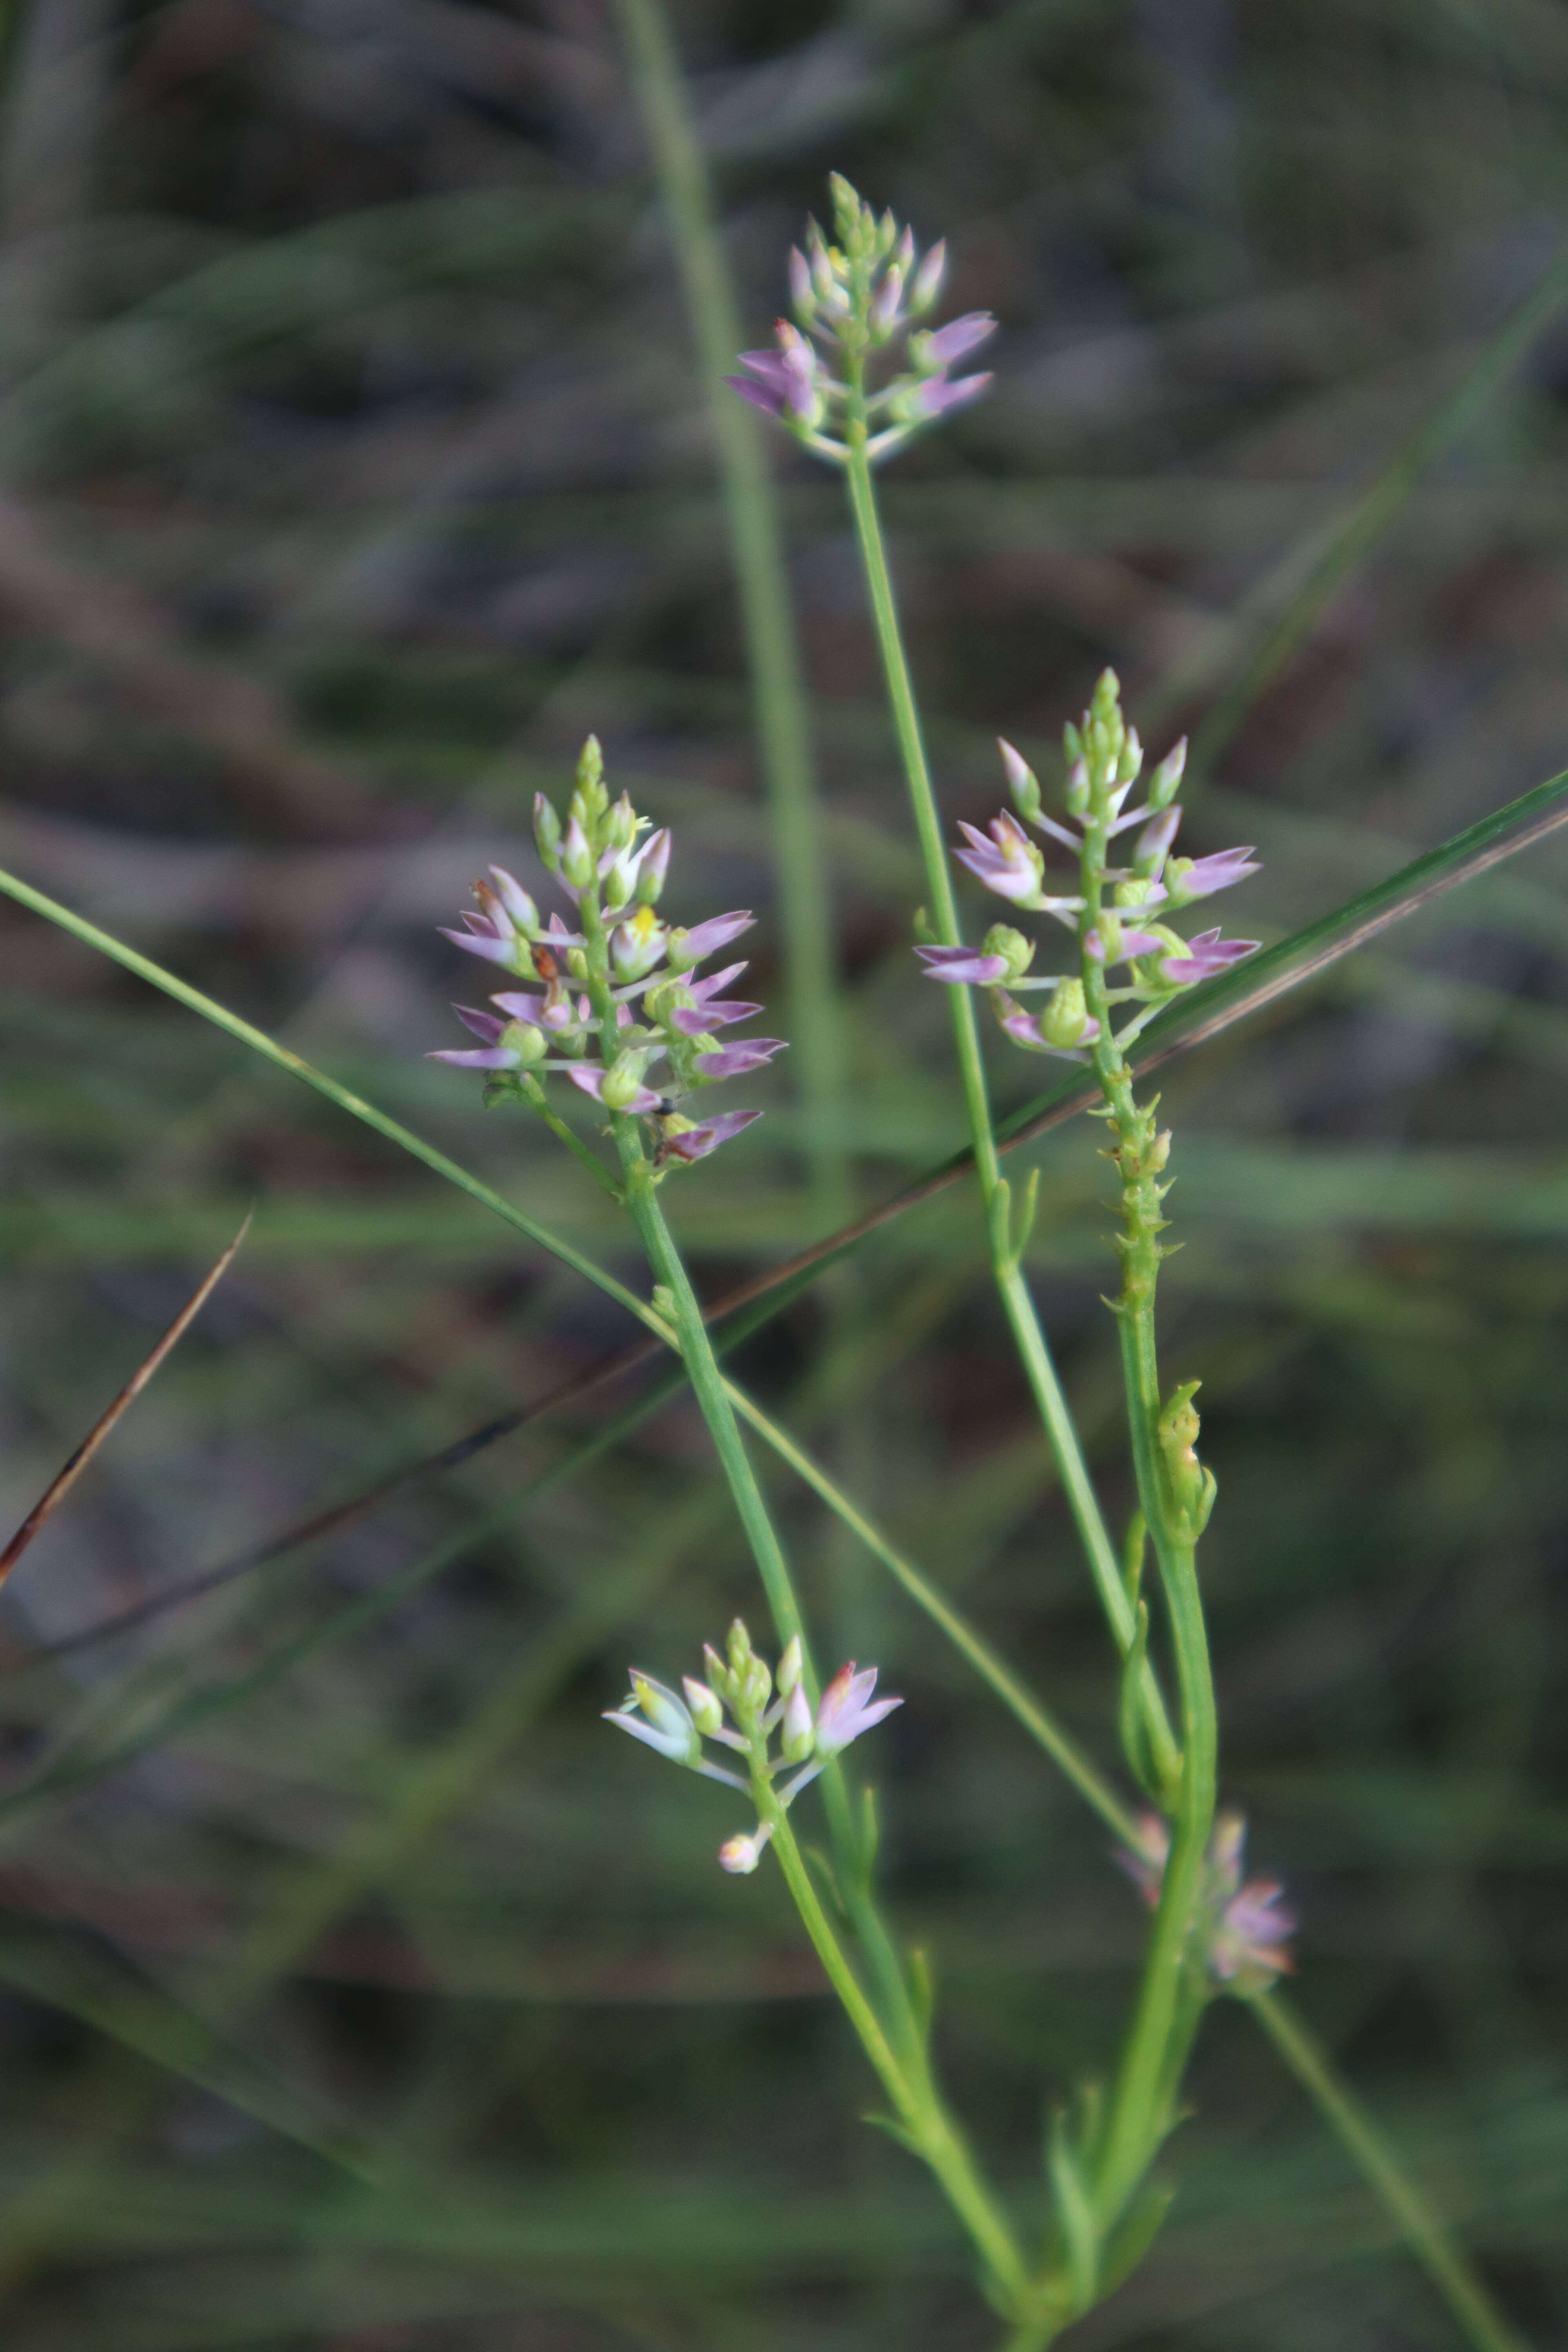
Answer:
[0, 862, 655, 1330]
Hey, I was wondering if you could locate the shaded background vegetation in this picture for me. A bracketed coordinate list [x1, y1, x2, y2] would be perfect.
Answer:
[0, 0, 1564, 2345]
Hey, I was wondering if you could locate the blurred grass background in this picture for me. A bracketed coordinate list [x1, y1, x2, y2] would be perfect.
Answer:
[0, 0, 1564, 2345]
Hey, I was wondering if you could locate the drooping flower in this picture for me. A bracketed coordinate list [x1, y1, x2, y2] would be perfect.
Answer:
[603, 1673, 701, 1767]
[654, 1109, 763, 1165]
[1118, 1809, 1296, 1991]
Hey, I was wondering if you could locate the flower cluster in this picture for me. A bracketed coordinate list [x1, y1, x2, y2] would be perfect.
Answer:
[432, 738, 782, 1164]
[1119, 1809, 1296, 1992]
[725, 174, 995, 466]
[604, 1619, 902, 1876]
[919, 670, 1261, 1059]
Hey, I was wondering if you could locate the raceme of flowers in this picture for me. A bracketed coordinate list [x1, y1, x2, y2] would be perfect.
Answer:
[604, 1619, 902, 1876]
[430, 737, 782, 1165]
[918, 669, 1261, 1060]
[724, 172, 995, 466]
[1119, 1808, 1296, 1992]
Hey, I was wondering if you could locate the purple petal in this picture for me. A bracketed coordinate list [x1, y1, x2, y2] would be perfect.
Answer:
[953, 847, 1037, 904]
[670, 999, 762, 1036]
[674, 910, 755, 962]
[923, 311, 996, 365]
[453, 1004, 506, 1044]
[726, 373, 787, 420]
[486, 866, 538, 929]
[739, 348, 795, 396]
[1161, 929, 1259, 982]
[1172, 847, 1261, 899]
[915, 944, 1010, 984]
[659, 1108, 762, 1163]
[437, 925, 516, 966]
[694, 1038, 786, 1078]
[488, 991, 546, 1025]
[428, 1045, 518, 1069]
[684, 960, 749, 1004]
[918, 370, 992, 417]
[565, 1064, 664, 1114]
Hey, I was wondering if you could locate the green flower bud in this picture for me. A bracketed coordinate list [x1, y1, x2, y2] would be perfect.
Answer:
[1039, 978, 1091, 1049]
[1147, 737, 1187, 811]
[982, 923, 1034, 981]
[532, 793, 563, 872]
[599, 1052, 648, 1110]
[501, 1020, 547, 1066]
[777, 1634, 803, 1698]
[682, 1677, 724, 1738]
[575, 734, 607, 819]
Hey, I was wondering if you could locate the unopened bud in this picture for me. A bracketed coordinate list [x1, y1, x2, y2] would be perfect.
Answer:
[1117, 728, 1143, 786]
[982, 922, 1034, 980]
[909, 238, 946, 314]
[869, 265, 904, 339]
[533, 793, 563, 872]
[719, 1831, 765, 1875]
[575, 734, 606, 814]
[743, 1653, 772, 1713]
[781, 1683, 815, 1764]
[1133, 807, 1181, 877]
[682, 1677, 724, 1737]
[777, 1634, 803, 1697]
[604, 792, 638, 853]
[501, 1020, 547, 1066]
[561, 815, 595, 891]
[788, 245, 815, 321]
[1039, 978, 1091, 1049]
[1064, 757, 1091, 819]
[599, 1051, 648, 1110]
[726, 1617, 754, 1674]
[1147, 737, 1187, 811]
[998, 737, 1042, 821]
[635, 828, 671, 906]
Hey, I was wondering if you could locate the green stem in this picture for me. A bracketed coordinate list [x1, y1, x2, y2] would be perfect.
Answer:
[612, 0, 846, 1209]
[1252, 1992, 1528, 2352]
[838, 427, 1178, 1782]
[756, 1785, 1034, 2315]
[1078, 830, 1218, 2230]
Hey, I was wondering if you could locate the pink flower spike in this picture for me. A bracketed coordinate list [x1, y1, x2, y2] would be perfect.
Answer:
[694, 1038, 786, 1078]
[659, 1109, 762, 1164]
[670, 999, 763, 1036]
[814, 1662, 902, 1759]
[915, 943, 1011, 984]
[1160, 928, 1259, 983]
[566, 1065, 664, 1114]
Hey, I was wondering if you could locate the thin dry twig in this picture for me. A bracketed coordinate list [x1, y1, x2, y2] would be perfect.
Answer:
[0, 1212, 252, 1591]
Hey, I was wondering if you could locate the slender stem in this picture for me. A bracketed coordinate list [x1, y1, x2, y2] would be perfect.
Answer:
[838, 426, 1178, 1779]
[1252, 1992, 1528, 2352]
[756, 1786, 1034, 2313]
[1078, 808, 1219, 2230]
[519, 1073, 623, 1200]
[612, 0, 846, 1209]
